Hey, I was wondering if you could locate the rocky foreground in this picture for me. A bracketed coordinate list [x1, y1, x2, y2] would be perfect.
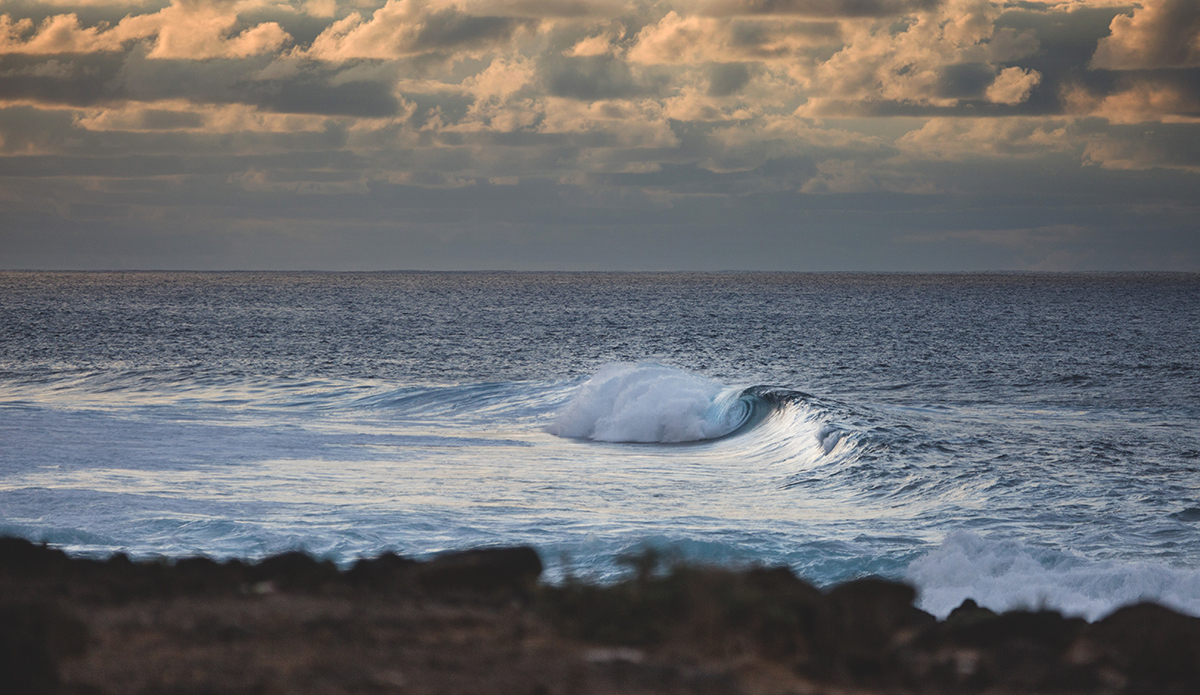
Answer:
[2, 538, 1198, 695]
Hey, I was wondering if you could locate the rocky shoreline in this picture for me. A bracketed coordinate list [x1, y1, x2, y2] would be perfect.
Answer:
[3, 537, 1198, 695]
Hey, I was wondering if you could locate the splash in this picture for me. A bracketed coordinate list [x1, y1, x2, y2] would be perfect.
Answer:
[907, 532, 1200, 621]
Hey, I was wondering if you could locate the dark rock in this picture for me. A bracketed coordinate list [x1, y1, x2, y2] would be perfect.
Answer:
[743, 566, 819, 596]
[823, 577, 935, 681]
[166, 556, 244, 596]
[345, 551, 418, 591]
[540, 575, 682, 646]
[949, 609, 1086, 652]
[0, 537, 68, 578]
[944, 598, 997, 628]
[1085, 602, 1200, 690]
[248, 552, 340, 592]
[7, 536, 1200, 695]
[913, 606, 1091, 690]
[0, 602, 88, 695]
[737, 566, 827, 659]
[416, 547, 543, 595]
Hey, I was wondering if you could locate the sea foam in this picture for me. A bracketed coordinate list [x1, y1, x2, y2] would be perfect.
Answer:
[907, 531, 1200, 621]
[547, 363, 748, 443]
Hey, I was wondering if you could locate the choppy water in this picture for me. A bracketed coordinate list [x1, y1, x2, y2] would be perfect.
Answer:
[2, 271, 1199, 620]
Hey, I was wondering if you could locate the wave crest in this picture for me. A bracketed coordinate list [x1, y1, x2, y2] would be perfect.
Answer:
[547, 363, 755, 443]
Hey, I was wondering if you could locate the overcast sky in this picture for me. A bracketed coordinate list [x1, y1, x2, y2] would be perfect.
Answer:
[0, 0, 1197, 270]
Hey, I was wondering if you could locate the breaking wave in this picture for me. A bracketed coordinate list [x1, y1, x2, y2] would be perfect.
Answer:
[545, 362, 846, 456]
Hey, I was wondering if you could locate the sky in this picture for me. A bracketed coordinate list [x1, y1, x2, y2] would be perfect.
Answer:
[0, 0, 1197, 271]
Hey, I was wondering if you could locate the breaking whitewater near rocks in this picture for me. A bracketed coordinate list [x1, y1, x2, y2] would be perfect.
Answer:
[2, 537, 1198, 695]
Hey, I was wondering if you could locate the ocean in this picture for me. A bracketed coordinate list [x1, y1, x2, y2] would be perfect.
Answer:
[2, 271, 1198, 621]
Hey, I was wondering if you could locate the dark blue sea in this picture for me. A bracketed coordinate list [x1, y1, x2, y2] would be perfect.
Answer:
[2, 272, 1198, 620]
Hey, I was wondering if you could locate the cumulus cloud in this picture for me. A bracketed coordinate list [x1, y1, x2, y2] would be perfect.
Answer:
[305, 0, 535, 61]
[1064, 73, 1200, 123]
[453, 55, 540, 131]
[796, 0, 1041, 115]
[0, 13, 130, 54]
[1090, 0, 1200, 69]
[564, 25, 623, 57]
[627, 10, 840, 65]
[985, 66, 1041, 104]
[141, 3, 291, 59]
[0, 1, 292, 59]
[537, 97, 677, 150]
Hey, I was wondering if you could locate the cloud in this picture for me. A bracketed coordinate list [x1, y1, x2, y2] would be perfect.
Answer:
[1064, 71, 1200, 123]
[682, 112, 884, 174]
[536, 97, 678, 150]
[697, 0, 943, 18]
[658, 83, 758, 121]
[0, 1, 292, 59]
[1090, 0, 1200, 69]
[985, 66, 1041, 104]
[626, 11, 840, 65]
[1082, 123, 1200, 172]
[305, 0, 535, 61]
[540, 54, 665, 101]
[470, 0, 632, 18]
[563, 25, 623, 56]
[895, 117, 1072, 160]
[143, 3, 290, 60]
[4, 0, 163, 7]
[795, 0, 1041, 115]
[0, 103, 79, 153]
[707, 62, 752, 96]
[799, 156, 937, 193]
[72, 100, 337, 134]
[0, 13, 130, 54]
[462, 54, 536, 101]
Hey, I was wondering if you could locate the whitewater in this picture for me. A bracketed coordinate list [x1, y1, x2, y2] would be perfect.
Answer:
[2, 271, 1199, 621]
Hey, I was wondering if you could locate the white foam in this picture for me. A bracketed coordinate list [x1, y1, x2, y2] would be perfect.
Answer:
[906, 531, 1200, 621]
[547, 363, 746, 443]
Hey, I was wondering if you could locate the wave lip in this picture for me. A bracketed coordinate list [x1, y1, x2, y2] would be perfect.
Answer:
[547, 363, 755, 443]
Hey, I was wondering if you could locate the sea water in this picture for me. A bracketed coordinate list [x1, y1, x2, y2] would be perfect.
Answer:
[2, 272, 1198, 620]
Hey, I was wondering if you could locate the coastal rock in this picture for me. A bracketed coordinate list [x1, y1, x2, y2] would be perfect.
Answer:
[415, 546, 544, 595]
[345, 551, 419, 591]
[1082, 602, 1200, 692]
[823, 577, 936, 681]
[0, 602, 87, 695]
[3, 537, 1200, 695]
[247, 551, 340, 592]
